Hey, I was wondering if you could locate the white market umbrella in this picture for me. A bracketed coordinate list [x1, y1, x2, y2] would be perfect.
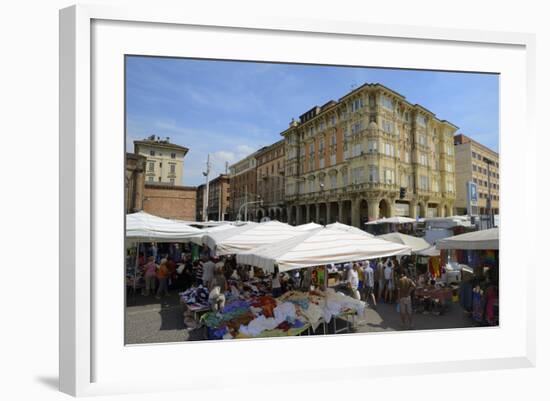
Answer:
[436, 228, 499, 250]
[365, 216, 416, 225]
[237, 226, 411, 273]
[126, 211, 202, 241]
[326, 222, 374, 237]
[296, 222, 323, 231]
[377, 232, 431, 253]
[203, 220, 300, 256]
[416, 245, 440, 257]
[188, 223, 237, 246]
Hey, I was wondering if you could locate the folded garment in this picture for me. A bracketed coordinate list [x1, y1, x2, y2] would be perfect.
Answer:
[251, 296, 277, 318]
[273, 302, 297, 323]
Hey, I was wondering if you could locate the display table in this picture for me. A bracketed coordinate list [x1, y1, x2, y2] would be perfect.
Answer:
[329, 311, 356, 334]
[413, 286, 453, 314]
[415, 286, 453, 303]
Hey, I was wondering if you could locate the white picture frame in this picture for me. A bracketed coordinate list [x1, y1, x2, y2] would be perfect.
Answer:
[59, 4, 536, 397]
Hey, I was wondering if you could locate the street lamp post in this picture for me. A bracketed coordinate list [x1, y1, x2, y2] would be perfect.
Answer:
[319, 182, 325, 226]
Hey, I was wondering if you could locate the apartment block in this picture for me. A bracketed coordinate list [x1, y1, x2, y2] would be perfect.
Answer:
[454, 134, 499, 215]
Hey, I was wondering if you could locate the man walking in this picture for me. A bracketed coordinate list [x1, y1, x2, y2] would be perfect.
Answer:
[375, 259, 385, 302]
[364, 261, 377, 308]
[201, 256, 216, 289]
[384, 258, 394, 304]
[397, 271, 416, 329]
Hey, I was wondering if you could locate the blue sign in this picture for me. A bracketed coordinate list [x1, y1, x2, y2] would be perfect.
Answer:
[467, 181, 478, 206]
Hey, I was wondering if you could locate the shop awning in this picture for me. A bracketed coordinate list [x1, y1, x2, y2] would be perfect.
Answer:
[203, 220, 300, 256]
[436, 228, 499, 250]
[377, 232, 431, 253]
[236, 226, 411, 272]
[126, 211, 202, 241]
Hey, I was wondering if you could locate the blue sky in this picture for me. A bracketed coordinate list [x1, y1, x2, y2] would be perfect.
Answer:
[126, 56, 499, 186]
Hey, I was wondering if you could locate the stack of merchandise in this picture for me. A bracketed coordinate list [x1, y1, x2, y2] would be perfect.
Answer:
[200, 288, 366, 340]
[280, 288, 365, 328]
[200, 296, 307, 340]
[179, 285, 210, 309]
[241, 278, 271, 298]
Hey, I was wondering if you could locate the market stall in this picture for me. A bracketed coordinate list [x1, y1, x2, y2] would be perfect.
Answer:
[203, 220, 299, 256]
[126, 211, 202, 241]
[436, 228, 499, 325]
[126, 211, 203, 297]
[236, 226, 411, 273]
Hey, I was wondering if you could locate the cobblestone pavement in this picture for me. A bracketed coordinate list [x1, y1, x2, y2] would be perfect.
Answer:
[125, 291, 478, 345]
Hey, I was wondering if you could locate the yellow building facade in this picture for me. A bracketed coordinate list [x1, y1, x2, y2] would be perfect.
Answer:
[134, 135, 189, 186]
[282, 83, 458, 227]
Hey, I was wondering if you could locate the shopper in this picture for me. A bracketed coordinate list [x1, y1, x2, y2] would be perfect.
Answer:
[202, 256, 216, 288]
[397, 271, 416, 329]
[271, 265, 283, 298]
[348, 264, 361, 300]
[156, 258, 170, 298]
[364, 261, 377, 308]
[376, 259, 385, 302]
[142, 256, 157, 296]
[384, 258, 395, 304]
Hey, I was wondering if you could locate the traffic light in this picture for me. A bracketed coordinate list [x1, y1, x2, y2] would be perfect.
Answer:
[399, 187, 406, 199]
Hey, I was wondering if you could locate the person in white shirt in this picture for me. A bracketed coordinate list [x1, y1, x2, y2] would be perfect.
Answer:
[376, 259, 385, 302]
[347, 264, 360, 300]
[364, 261, 377, 308]
[384, 259, 395, 304]
[201, 257, 216, 288]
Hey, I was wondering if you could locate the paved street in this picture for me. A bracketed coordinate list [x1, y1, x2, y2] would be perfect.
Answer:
[125, 290, 476, 344]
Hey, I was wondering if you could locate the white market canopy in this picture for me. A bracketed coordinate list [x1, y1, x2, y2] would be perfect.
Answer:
[422, 215, 473, 229]
[365, 216, 417, 225]
[415, 245, 440, 257]
[377, 232, 431, 253]
[176, 220, 236, 228]
[188, 223, 237, 246]
[436, 228, 499, 250]
[236, 226, 411, 273]
[326, 222, 374, 237]
[295, 222, 323, 231]
[203, 221, 300, 256]
[126, 211, 202, 241]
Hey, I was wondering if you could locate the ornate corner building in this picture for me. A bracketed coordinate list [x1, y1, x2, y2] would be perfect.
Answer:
[282, 83, 458, 227]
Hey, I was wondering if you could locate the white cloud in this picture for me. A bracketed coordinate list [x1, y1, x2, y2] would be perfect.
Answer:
[236, 144, 256, 154]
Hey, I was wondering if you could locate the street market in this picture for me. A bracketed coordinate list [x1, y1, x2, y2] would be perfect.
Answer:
[125, 211, 499, 343]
